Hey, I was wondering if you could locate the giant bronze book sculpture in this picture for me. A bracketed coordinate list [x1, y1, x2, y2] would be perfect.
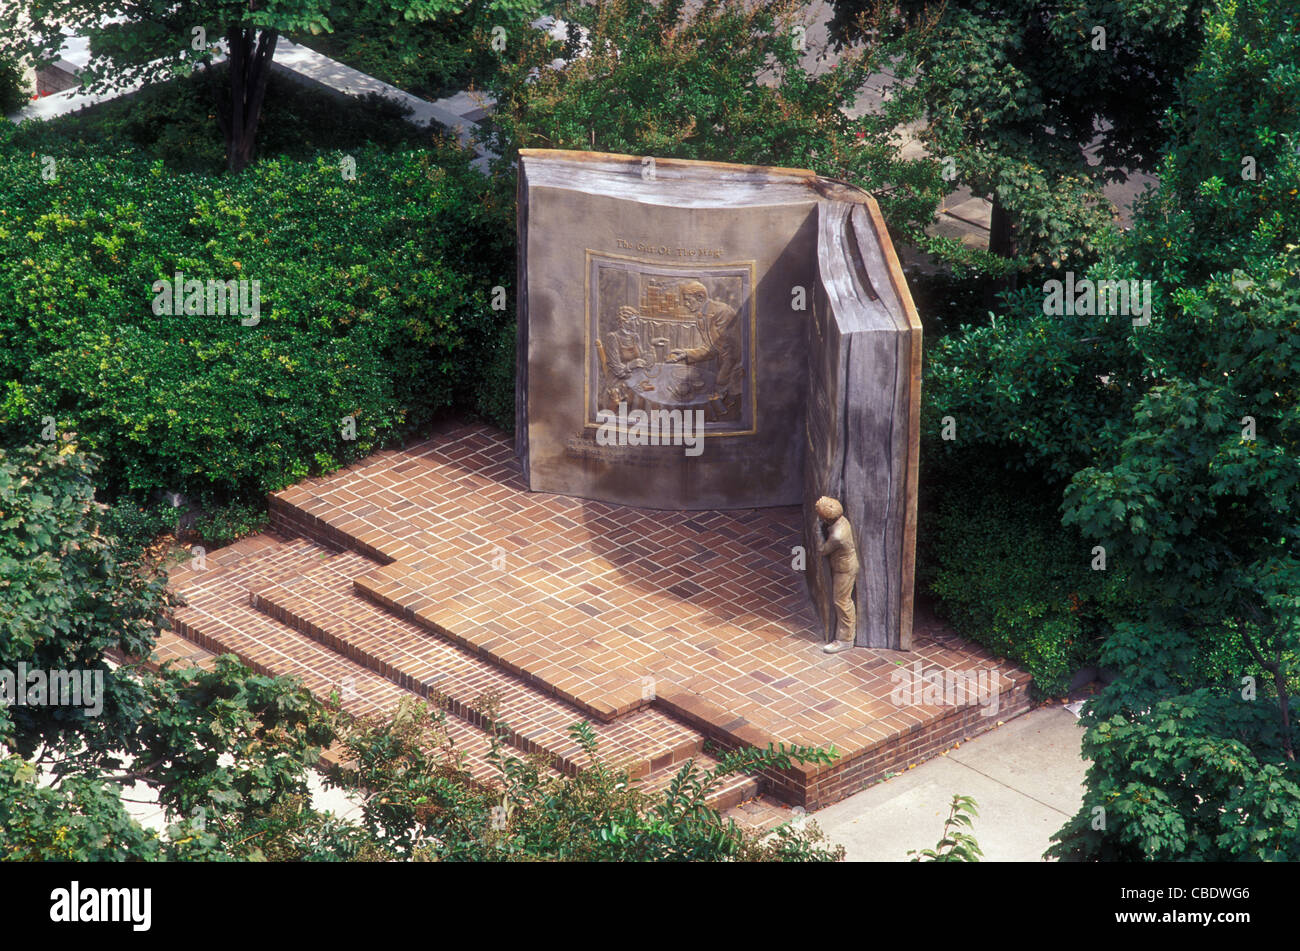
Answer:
[516, 149, 921, 650]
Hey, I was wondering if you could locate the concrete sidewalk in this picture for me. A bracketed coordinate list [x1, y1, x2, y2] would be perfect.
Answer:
[814, 705, 1088, 861]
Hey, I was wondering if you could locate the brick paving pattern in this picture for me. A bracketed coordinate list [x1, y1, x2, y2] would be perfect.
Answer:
[161, 421, 1031, 809]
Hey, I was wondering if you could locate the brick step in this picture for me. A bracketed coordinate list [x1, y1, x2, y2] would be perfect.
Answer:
[353, 559, 650, 722]
[169, 532, 334, 595]
[169, 536, 501, 781]
[247, 549, 705, 778]
[268, 492, 404, 565]
[638, 751, 762, 813]
[107, 630, 219, 672]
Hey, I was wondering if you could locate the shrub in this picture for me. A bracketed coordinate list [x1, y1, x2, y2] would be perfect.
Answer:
[0, 101, 508, 507]
[920, 459, 1132, 696]
[471, 320, 517, 430]
[100, 497, 181, 562]
[330, 697, 846, 861]
[1049, 686, 1300, 861]
[192, 501, 269, 548]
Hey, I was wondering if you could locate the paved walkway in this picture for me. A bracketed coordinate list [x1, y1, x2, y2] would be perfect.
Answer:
[268, 37, 494, 169]
[10, 33, 495, 170]
[813, 704, 1087, 861]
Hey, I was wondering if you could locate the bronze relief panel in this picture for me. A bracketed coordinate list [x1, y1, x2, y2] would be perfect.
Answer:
[585, 250, 757, 437]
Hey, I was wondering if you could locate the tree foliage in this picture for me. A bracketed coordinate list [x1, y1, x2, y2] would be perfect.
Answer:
[485, 0, 946, 243]
[0, 0, 537, 169]
[829, 0, 1207, 269]
[914, 0, 1300, 859]
[0, 444, 353, 861]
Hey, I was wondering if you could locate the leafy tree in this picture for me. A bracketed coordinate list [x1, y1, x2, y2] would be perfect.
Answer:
[1043, 0, 1300, 859]
[0, 443, 353, 860]
[484, 0, 946, 243]
[1049, 256, 1300, 859]
[912, 0, 1300, 860]
[0, 440, 167, 756]
[0, 0, 536, 170]
[1049, 684, 1300, 861]
[829, 0, 1208, 270]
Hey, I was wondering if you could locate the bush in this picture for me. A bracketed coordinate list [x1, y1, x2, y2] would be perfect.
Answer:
[471, 320, 517, 429]
[330, 698, 845, 861]
[920, 460, 1132, 696]
[1049, 686, 1300, 861]
[0, 55, 26, 115]
[100, 497, 181, 562]
[0, 95, 510, 508]
[192, 501, 269, 548]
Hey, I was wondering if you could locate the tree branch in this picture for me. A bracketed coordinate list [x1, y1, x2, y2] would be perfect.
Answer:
[1238, 598, 1295, 761]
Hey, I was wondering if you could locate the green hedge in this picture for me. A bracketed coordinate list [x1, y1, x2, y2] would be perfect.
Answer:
[99, 497, 181, 562]
[0, 97, 514, 508]
[919, 459, 1133, 696]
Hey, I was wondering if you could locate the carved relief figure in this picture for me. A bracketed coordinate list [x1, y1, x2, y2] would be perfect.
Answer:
[815, 495, 859, 653]
[605, 306, 652, 379]
[588, 254, 755, 434]
[667, 281, 743, 412]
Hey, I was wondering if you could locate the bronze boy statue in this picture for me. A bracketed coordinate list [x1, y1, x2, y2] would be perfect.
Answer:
[815, 496, 859, 654]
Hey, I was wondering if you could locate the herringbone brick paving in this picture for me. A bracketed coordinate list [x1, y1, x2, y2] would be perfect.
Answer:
[162, 419, 1032, 809]
[250, 548, 706, 777]
[271, 424, 1031, 747]
[169, 535, 502, 778]
[161, 526, 756, 806]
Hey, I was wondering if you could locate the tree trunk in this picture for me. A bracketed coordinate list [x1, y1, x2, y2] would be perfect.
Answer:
[984, 191, 1019, 309]
[219, 26, 279, 173]
[987, 191, 1013, 259]
[1238, 603, 1296, 762]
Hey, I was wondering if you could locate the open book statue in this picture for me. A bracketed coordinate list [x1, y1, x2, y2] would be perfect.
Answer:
[516, 150, 920, 650]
